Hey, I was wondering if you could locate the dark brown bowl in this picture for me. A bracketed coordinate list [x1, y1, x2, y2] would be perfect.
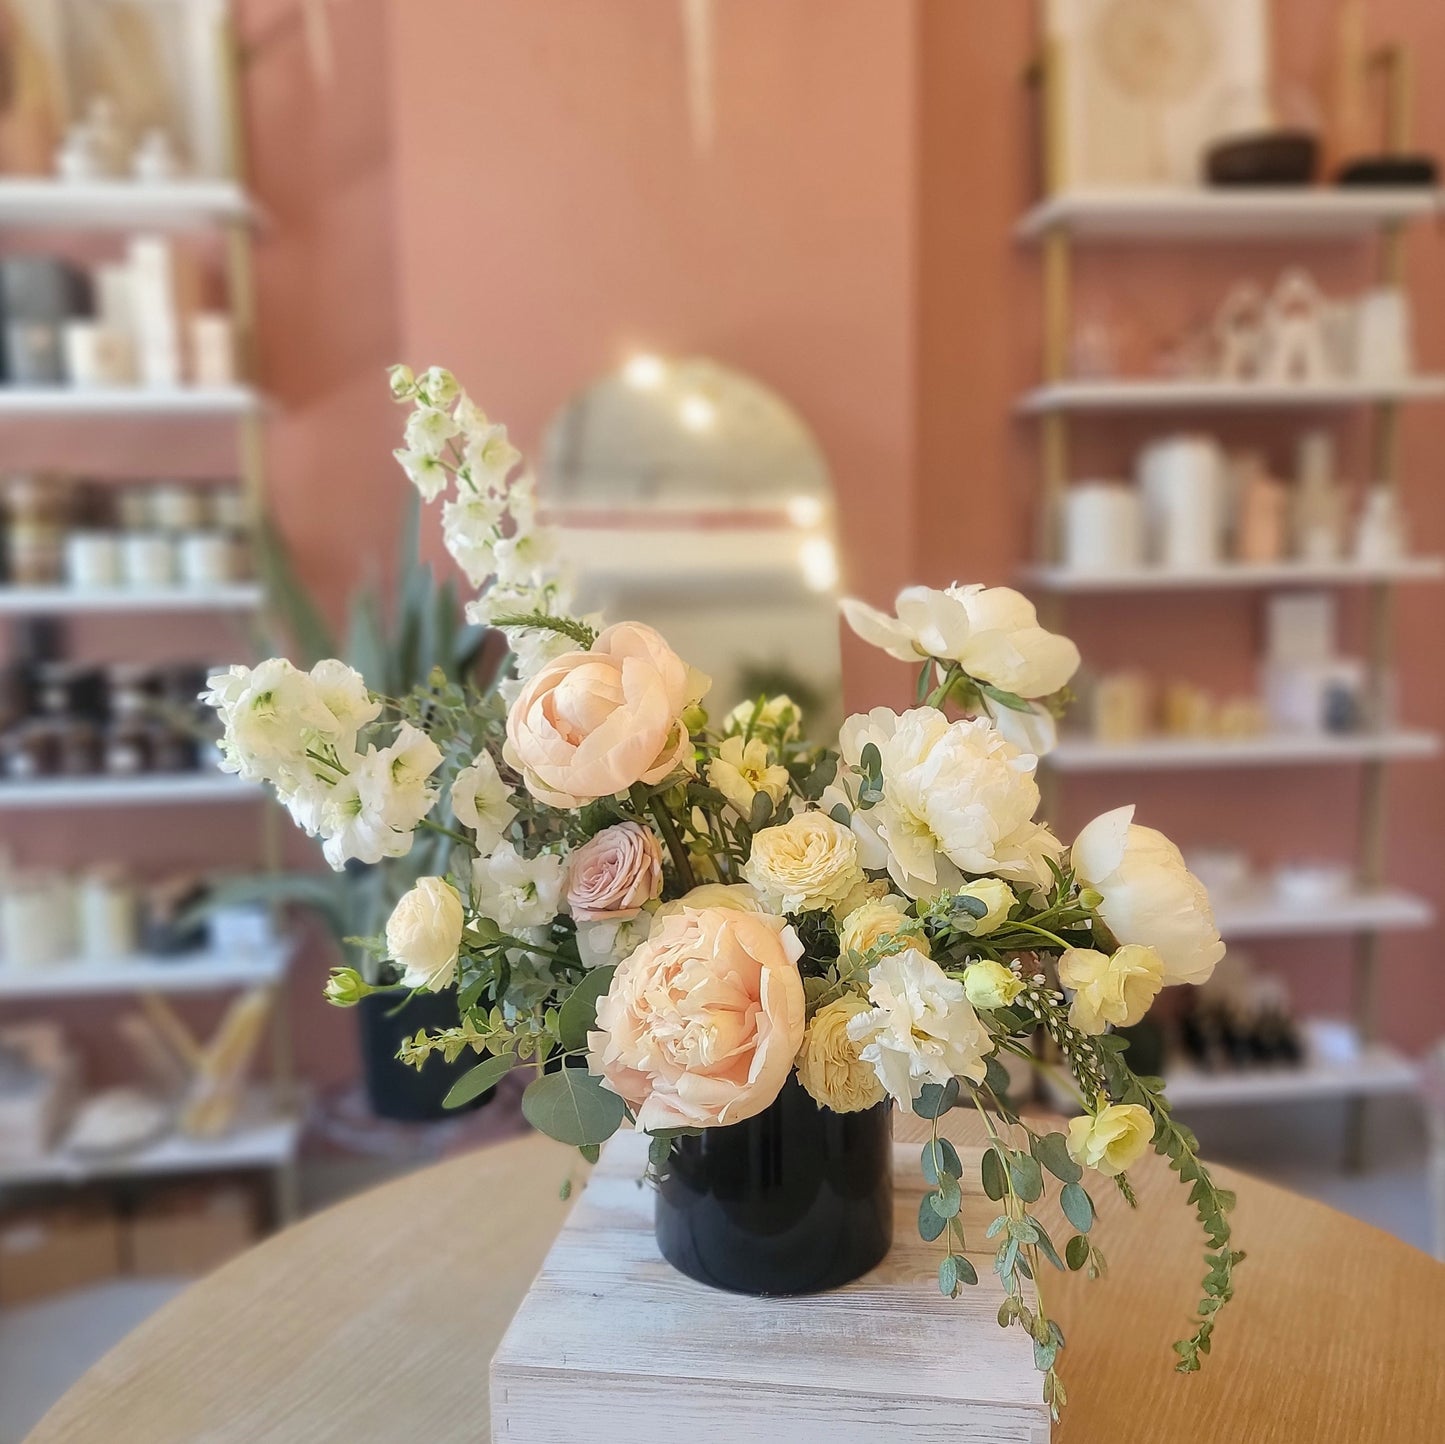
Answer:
[1205, 130, 1319, 187]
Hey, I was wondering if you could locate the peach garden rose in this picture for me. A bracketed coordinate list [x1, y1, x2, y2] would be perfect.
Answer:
[503, 621, 706, 809]
[588, 907, 806, 1131]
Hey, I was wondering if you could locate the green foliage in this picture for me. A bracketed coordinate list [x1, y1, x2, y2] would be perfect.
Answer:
[442, 1053, 515, 1109]
[558, 966, 616, 1052]
[911, 1078, 959, 1119]
[520, 1069, 626, 1147]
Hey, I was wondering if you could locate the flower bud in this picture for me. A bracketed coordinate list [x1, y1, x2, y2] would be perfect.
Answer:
[387, 363, 417, 400]
[1078, 887, 1104, 911]
[324, 967, 374, 1007]
[962, 958, 1023, 1011]
[681, 703, 708, 733]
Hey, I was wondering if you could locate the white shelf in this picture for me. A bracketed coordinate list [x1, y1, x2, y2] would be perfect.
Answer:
[0, 940, 292, 999]
[1047, 730, 1440, 772]
[0, 584, 263, 616]
[0, 773, 260, 810]
[1160, 1047, 1418, 1107]
[0, 178, 253, 230]
[1017, 187, 1444, 242]
[0, 386, 263, 418]
[1215, 889, 1434, 939]
[1021, 557, 1445, 593]
[0, 1097, 300, 1187]
[1017, 376, 1445, 415]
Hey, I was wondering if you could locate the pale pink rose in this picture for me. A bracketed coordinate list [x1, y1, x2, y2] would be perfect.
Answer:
[588, 907, 806, 1131]
[502, 621, 705, 809]
[565, 821, 664, 921]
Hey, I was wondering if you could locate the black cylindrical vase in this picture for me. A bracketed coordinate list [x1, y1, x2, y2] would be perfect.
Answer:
[653, 1075, 893, 1295]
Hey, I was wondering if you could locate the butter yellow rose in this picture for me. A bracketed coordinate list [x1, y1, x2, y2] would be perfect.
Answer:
[1058, 944, 1164, 1036]
[953, 878, 1016, 936]
[1067, 1103, 1153, 1177]
[838, 895, 928, 958]
[742, 812, 865, 915]
[795, 995, 887, 1114]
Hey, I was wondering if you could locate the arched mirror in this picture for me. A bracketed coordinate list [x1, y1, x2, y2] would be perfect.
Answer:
[541, 356, 843, 731]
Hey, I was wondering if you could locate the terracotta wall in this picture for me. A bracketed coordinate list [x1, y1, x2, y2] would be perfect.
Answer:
[227, 0, 1445, 1071]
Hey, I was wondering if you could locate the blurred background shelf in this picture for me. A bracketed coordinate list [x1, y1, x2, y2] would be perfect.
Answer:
[0, 584, 263, 616]
[1048, 730, 1441, 771]
[0, 386, 263, 418]
[1017, 187, 1444, 242]
[0, 940, 292, 999]
[0, 1098, 301, 1188]
[1214, 890, 1434, 939]
[1021, 557, 1445, 593]
[0, 774, 259, 809]
[1019, 376, 1445, 415]
[0, 178, 253, 231]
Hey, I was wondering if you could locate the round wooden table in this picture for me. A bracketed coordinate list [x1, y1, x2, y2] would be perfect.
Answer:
[28, 1117, 1445, 1442]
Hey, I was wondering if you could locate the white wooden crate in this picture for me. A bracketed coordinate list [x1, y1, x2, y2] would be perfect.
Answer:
[491, 1129, 1050, 1443]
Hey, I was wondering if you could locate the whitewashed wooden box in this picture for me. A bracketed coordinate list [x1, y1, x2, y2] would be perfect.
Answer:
[491, 1129, 1050, 1443]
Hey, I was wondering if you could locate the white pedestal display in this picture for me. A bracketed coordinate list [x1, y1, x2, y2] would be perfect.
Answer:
[491, 1129, 1050, 1443]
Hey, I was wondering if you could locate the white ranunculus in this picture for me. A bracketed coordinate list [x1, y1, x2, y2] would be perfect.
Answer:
[842, 583, 1080, 700]
[839, 707, 1062, 898]
[471, 840, 565, 933]
[393, 446, 448, 502]
[450, 751, 517, 852]
[386, 877, 464, 990]
[846, 947, 993, 1106]
[1070, 806, 1224, 986]
[962, 958, 1024, 1011]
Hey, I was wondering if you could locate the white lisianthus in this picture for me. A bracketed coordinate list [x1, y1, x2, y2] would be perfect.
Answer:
[1067, 1103, 1153, 1177]
[707, 735, 790, 818]
[742, 812, 865, 915]
[838, 895, 926, 957]
[393, 446, 448, 502]
[841, 583, 1080, 700]
[846, 947, 993, 1106]
[952, 878, 1016, 936]
[1058, 944, 1165, 1035]
[1070, 806, 1224, 986]
[450, 751, 518, 852]
[471, 841, 565, 932]
[962, 958, 1024, 1011]
[839, 707, 1062, 899]
[386, 877, 464, 990]
[724, 695, 801, 742]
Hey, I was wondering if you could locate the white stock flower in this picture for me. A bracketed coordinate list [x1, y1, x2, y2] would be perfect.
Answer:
[464, 423, 522, 489]
[386, 878, 464, 990]
[839, 707, 1062, 899]
[441, 491, 505, 586]
[846, 947, 993, 1106]
[450, 751, 518, 852]
[1070, 806, 1224, 986]
[205, 658, 338, 784]
[393, 447, 448, 502]
[404, 405, 460, 458]
[841, 584, 1079, 699]
[308, 659, 379, 735]
[314, 730, 441, 870]
[471, 841, 565, 932]
[575, 911, 654, 969]
[416, 366, 459, 407]
[707, 735, 790, 818]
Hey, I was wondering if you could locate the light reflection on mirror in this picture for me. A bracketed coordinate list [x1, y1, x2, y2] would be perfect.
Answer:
[541, 356, 843, 731]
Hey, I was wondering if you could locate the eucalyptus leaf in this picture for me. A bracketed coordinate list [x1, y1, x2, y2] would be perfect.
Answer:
[921, 1137, 962, 1186]
[981, 1146, 1007, 1202]
[442, 1053, 514, 1109]
[520, 1069, 625, 1147]
[558, 966, 616, 1052]
[1032, 1131, 1082, 1184]
[934, 1176, 962, 1219]
[912, 1078, 960, 1119]
[1010, 1151, 1044, 1203]
[1061, 1181, 1095, 1234]
[955, 1254, 978, 1286]
[938, 1254, 959, 1297]
[917, 1194, 947, 1242]
[1065, 1234, 1090, 1271]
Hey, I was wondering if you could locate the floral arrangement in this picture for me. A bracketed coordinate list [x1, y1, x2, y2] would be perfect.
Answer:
[203, 366, 1239, 1417]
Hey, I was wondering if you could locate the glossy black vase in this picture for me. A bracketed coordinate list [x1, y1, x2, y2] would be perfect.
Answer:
[654, 1075, 893, 1295]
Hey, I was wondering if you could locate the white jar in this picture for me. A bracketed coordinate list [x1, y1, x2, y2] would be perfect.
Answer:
[178, 530, 235, 588]
[0, 874, 74, 971]
[149, 484, 205, 533]
[61, 320, 134, 387]
[1061, 483, 1142, 573]
[78, 870, 138, 962]
[64, 531, 123, 589]
[121, 531, 177, 589]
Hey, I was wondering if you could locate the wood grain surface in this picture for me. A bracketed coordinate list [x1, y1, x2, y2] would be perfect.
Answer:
[27, 1112, 1445, 1443]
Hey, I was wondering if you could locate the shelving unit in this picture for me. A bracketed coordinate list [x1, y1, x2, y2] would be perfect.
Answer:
[0, 13, 295, 1212]
[1021, 42, 1439, 1155]
[1048, 730, 1440, 772]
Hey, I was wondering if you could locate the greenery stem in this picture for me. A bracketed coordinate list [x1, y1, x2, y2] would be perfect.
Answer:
[418, 817, 472, 847]
[648, 797, 697, 891]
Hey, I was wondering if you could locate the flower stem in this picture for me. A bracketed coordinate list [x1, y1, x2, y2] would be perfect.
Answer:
[648, 796, 696, 891]
[418, 817, 472, 847]
[999, 919, 1075, 952]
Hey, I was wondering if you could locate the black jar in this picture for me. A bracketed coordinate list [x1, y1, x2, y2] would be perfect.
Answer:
[653, 1074, 893, 1296]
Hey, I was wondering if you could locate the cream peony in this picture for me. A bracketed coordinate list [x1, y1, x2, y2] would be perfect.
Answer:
[742, 812, 866, 915]
[841, 583, 1080, 698]
[796, 995, 887, 1113]
[839, 707, 1062, 899]
[707, 735, 791, 818]
[1067, 1103, 1154, 1177]
[503, 621, 707, 808]
[1070, 806, 1224, 986]
[450, 750, 517, 852]
[588, 908, 806, 1130]
[838, 896, 927, 958]
[385, 877, 464, 990]
[846, 947, 993, 1106]
[953, 878, 1016, 936]
[962, 959, 1024, 1011]
[1058, 944, 1165, 1036]
[564, 822, 663, 921]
